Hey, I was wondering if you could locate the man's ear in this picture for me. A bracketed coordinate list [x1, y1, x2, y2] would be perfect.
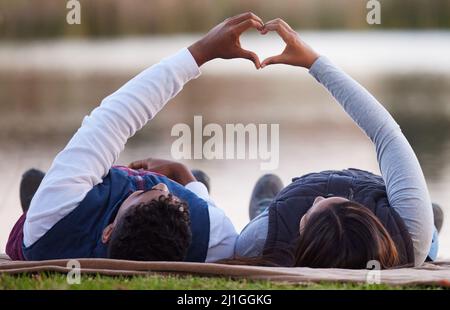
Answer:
[102, 223, 115, 244]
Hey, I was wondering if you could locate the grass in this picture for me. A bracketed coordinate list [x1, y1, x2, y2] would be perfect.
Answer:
[0, 273, 444, 290]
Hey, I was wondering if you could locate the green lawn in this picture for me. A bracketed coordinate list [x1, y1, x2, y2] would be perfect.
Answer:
[0, 273, 444, 290]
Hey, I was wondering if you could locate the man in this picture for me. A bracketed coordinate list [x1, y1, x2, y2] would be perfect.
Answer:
[6, 12, 265, 262]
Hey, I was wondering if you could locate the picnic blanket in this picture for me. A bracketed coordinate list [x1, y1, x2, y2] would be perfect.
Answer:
[1, 254, 450, 286]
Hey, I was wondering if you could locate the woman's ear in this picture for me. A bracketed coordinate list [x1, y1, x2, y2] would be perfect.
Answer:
[101, 223, 115, 244]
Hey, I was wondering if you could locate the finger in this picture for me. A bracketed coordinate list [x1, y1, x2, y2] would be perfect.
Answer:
[261, 18, 282, 33]
[269, 18, 294, 31]
[233, 19, 264, 34]
[260, 22, 293, 43]
[238, 49, 261, 69]
[263, 18, 293, 30]
[228, 12, 264, 26]
[261, 19, 291, 34]
[128, 162, 138, 169]
[128, 160, 145, 169]
[261, 55, 284, 68]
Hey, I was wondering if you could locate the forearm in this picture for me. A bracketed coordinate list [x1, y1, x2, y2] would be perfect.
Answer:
[171, 163, 196, 186]
[81, 48, 200, 179]
[24, 48, 201, 247]
[309, 56, 433, 265]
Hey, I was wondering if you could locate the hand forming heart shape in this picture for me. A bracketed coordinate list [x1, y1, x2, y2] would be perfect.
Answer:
[188, 12, 319, 70]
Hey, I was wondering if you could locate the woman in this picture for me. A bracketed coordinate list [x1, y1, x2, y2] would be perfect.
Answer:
[232, 18, 439, 268]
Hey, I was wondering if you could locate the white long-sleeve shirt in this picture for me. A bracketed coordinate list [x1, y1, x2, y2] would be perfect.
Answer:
[23, 48, 238, 262]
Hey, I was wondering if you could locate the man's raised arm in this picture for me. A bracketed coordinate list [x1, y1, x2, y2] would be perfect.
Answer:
[24, 12, 264, 247]
[23, 48, 200, 246]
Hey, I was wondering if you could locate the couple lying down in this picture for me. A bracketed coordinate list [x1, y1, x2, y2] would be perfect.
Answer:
[7, 13, 441, 268]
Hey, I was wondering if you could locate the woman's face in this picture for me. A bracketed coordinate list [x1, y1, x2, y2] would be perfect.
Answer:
[299, 196, 350, 233]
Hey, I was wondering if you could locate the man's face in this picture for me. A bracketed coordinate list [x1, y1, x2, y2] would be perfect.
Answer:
[115, 183, 183, 223]
[102, 183, 182, 244]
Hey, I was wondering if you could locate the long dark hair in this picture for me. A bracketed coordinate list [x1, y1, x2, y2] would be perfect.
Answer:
[218, 201, 401, 269]
[294, 201, 400, 269]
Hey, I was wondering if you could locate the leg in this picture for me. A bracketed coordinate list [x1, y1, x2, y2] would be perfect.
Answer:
[235, 209, 270, 257]
[249, 174, 283, 220]
[19, 169, 45, 213]
[426, 227, 439, 261]
[235, 174, 284, 258]
[425, 203, 443, 261]
[432, 203, 444, 233]
[191, 169, 210, 193]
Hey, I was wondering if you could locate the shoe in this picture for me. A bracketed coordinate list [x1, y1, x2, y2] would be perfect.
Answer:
[191, 169, 210, 193]
[20, 169, 45, 213]
[249, 174, 283, 220]
[432, 203, 444, 233]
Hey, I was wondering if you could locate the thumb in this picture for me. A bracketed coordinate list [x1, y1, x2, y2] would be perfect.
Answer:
[238, 49, 261, 69]
[261, 55, 284, 68]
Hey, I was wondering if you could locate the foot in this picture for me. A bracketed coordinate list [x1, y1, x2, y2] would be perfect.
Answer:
[432, 203, 444, 233]
[249, 174, 284, 220]
[191, 169, 211, 193]
[20, 169, 45, 213]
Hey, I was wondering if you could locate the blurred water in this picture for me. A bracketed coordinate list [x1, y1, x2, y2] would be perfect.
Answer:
[0, 31, 449, 259]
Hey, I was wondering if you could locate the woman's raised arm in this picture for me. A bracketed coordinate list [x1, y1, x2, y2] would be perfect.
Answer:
[261, 19, 433, 265]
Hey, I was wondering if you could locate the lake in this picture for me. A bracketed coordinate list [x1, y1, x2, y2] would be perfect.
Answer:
[0, 31, 449, 259]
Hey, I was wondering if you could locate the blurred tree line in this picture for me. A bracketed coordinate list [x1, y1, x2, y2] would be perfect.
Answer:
[0, 0, 449, 39]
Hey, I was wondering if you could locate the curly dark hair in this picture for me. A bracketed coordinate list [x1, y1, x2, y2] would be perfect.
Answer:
[107, 195, 192, 261]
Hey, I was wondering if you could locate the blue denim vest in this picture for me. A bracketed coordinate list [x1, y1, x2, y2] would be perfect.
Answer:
[264, 168, 415, 266]
[23, 168, 210, 262]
